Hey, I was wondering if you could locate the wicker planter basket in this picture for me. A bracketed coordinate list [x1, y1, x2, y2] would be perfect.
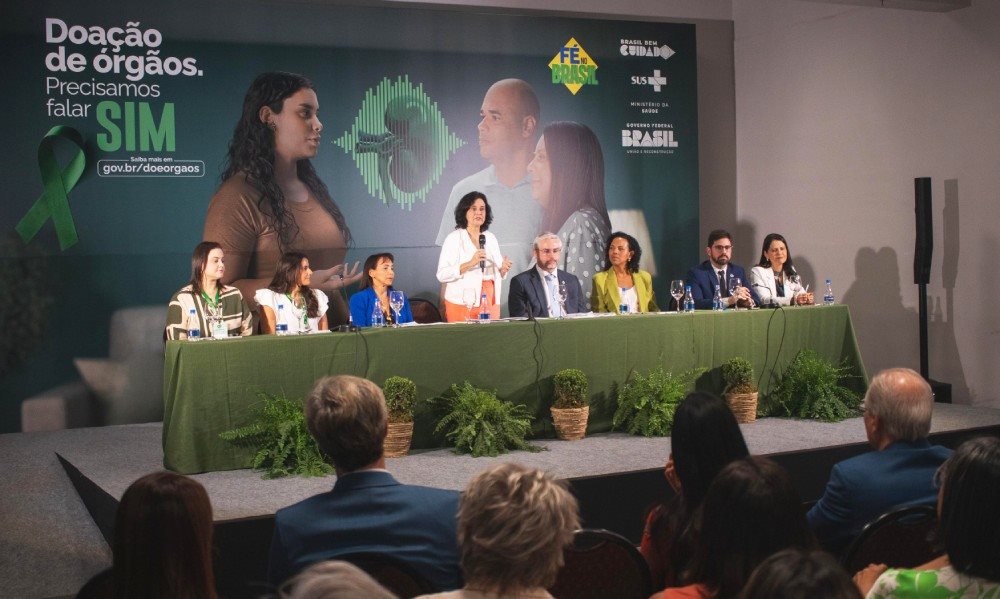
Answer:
[725, 391, 758, 424]
[551, 406, 589, 441]
[384, 421, 414, 457]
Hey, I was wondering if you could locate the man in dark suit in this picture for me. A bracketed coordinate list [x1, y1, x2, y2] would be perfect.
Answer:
[267, 376, 461, 590]
[807, 368, 951, 555]
[684, 229, 760, 310]
[508, 232, 588, 317]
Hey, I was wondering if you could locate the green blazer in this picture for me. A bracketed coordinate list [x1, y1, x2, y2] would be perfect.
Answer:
[591, 268, 659, 313]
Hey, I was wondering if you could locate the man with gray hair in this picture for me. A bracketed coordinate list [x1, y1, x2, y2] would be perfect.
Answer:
[508, 232, 588, 317]
[267, 375, 461, 590]
[807, 367, 951, 554]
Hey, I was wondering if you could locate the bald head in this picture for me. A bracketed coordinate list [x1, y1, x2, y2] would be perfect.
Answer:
[864, 368, 933, 443]
[488, 79, 540, 121]
[478, 79, 539, 168]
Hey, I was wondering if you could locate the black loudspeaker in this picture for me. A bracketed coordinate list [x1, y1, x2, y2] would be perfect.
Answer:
[914, 177, 933, 285]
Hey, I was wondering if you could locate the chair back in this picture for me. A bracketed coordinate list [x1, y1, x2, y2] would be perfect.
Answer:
[842, 504, 940, 573]
[549, 529, 652, 599]
[335, 551, 437, 598]
[409, 298, 443, 324]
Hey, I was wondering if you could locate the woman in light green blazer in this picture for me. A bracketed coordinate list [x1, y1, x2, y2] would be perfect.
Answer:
[591, 231, 659, 313]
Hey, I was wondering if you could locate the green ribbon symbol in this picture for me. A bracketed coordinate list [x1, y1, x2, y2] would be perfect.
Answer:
[15, 126, 87, 251]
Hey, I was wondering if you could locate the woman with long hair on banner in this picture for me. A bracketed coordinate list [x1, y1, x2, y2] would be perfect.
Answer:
[255, 252, 329, 334]
[165, 241, 252, 340]
[527, 121, 612, 301]
[203, 71, 360, 327]
[436, 191, 512, 322]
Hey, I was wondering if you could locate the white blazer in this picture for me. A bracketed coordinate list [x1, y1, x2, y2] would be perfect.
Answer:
[436, 229, 506, 306]
[749, 265, 806, 306]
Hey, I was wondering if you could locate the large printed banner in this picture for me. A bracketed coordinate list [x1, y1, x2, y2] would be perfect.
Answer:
[0, 1, 698, 431]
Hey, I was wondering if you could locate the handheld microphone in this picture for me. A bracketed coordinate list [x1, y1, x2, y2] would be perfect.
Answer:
[478, 234, 486, 271]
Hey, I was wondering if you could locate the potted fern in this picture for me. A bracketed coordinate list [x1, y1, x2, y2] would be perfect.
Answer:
[722, 357, 758, 423]
[760, 349, 862, 422]
[551, 369, 590, 440]
[218, 391, 333, 479]
[383, 376, 417, 457]
[613, 367, 705, 437]
[433, 381, 541, 457]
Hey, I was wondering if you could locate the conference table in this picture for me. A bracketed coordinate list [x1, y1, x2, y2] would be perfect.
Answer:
[163, 304, 867, 474]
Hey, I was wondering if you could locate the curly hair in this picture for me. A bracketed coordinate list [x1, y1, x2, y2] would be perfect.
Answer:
[457, 463, 579, 595]
[267, 252, 319, 318]
[221, 72, 351, 250]
[453, 191, 493, 231]
[605, 231, 642, 273]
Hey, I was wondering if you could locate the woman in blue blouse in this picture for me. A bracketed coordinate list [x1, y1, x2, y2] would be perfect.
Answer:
[349, 253, 414, 327]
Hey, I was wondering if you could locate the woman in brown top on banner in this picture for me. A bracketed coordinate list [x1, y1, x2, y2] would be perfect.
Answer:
[203, 72, 360, 325]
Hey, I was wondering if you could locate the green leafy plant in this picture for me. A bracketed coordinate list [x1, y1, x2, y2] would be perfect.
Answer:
[219, 392, 333, 479]
[722, 357, 758, 394]
[760, 349, 861, 422]
[613, 367, 705, 436]
[433, 382, 542, 457]
[383, 376, 417, 423]
[553, 369, 589, 409]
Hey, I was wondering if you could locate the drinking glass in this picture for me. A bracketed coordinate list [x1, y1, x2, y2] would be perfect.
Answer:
[462, 288, 477, 321]
[389, 290, 405, 327]
[556, 281, 568, 319]
[729, 276, 743, 311]
[670, 280, 684, 313]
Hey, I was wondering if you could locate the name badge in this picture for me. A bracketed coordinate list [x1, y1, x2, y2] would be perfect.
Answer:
[211, 318, 228, 339]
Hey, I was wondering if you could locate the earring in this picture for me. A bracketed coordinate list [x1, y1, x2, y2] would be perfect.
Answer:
[268, 121, 277, 131]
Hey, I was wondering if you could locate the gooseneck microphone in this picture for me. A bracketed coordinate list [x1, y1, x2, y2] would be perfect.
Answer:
[479, 233, 486, 271]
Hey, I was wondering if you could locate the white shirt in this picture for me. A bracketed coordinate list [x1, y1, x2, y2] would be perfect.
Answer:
[436, 229, 506, 306]
[620, 285, 639, 313]
[254, 288, 329, 333]
[749, 266, 807, 306]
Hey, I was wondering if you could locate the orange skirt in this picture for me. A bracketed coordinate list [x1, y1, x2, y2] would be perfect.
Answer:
[444, 280, 500, 322]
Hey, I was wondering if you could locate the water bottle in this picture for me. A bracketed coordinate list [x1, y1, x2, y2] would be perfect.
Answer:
[186, 308, 201, 340]
[823, 279, 835, 305]
[712, 284, 723, 311]
[479, 293, 490, 321]
[683, 285, 695, 313]
[619, 294, 629, 314]
[371, 299, 384, 328]
[276, 303, 289, 335]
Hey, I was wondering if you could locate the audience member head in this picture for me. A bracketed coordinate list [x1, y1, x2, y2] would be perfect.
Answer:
[268, 251, 319, 317]
[454, 191, 493, 231]
[189, 241, 224, 296]
[279, 560, 397, 599]
[457, 462, 580, 596]
[705, 229, 733, 269]
[937, 436, 1000, 581]
[306, 375, 387, 473]
[687, 456, 816, 598]
[671, 391, 751, 508]
[359, 252, 396, 291]
[112, 471, 215, 599]
[739, 548, 861, 599]
[862, 368, 933, 449]
[605, 231, 641, 273]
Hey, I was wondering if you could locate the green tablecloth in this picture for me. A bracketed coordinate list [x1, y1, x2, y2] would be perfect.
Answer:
[163, 305, 867, 473]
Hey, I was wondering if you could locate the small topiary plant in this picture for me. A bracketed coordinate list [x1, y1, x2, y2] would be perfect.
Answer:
[722, 357, 758, 394]
[383, 376, 417, 423]
[433, 382, 542, 457]
[760, 349, 862, 422]
[219, 391, 333, 479]
[613, 367, 705, 437]
[553, 369, 589, 409]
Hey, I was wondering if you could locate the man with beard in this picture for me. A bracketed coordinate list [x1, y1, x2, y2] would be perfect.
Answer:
[508, 232, 587, 317]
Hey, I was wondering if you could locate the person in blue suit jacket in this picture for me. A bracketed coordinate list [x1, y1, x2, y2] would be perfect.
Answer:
[508, 233, 588, 317]
[349, 253, 414, 326]
[684, 229, 760, 310]
[806, 368, 951, 555]
[267, 376, 461, 590]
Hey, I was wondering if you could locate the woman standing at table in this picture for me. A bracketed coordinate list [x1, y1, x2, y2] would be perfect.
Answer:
[256, 252, 329, 334]
[590, 232, 658, 313]
[436, 191, 512, 322]
[165, 241, 253, 340]
[203, 72, 360, 327]
[749, 233, 813, 306]
[349, 252, 414, 327]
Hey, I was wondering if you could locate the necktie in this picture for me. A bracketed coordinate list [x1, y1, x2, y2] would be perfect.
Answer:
[546, 274, 561, 318]
[718, 270, 729, 297]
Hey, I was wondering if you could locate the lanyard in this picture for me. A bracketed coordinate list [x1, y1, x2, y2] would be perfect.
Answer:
[201, 288, 221, 308]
